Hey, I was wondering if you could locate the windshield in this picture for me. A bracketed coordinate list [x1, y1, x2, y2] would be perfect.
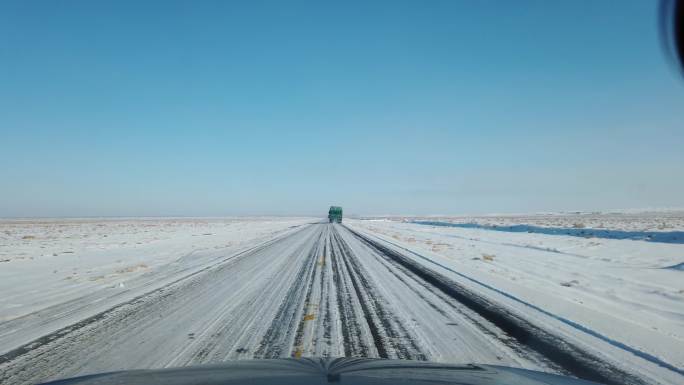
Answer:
[1, 2, 682, 385]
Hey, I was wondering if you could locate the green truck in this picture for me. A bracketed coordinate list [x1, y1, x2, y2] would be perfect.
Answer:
[328, 206, 343, 223]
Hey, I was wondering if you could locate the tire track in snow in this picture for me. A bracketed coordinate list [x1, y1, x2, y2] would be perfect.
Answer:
[362, 224, 684, 380]
[252, 229, 321, 358]
[1, 222, 644, 385]
[290, 228, 327, 358]
[345, 225, 649, 385]
[331, 227, 426, 360]
[341, 225, 564, 372]
[328, 227, 374, 357]
[0, 225, 318, 385]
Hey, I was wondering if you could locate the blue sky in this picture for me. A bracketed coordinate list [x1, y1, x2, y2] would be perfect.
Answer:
[1, 1, 683, 217]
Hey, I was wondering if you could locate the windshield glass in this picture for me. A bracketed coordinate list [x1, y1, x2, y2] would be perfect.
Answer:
[1, 2, 683, 385]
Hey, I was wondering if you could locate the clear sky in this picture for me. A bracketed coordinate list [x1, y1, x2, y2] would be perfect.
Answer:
[1, 1, 683, 217]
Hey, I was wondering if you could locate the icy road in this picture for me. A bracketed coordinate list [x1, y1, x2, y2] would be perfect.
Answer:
[0, 223, 667, 385]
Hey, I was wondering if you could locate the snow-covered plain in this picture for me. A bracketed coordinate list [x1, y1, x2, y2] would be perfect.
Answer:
[373, 210, 684, 233]
[0, 218, 313, 329]
[1, 215, 683, 385]
[347, 214, 684, 385]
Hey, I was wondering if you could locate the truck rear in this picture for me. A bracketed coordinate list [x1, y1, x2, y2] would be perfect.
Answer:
[328, 206, 343, 223]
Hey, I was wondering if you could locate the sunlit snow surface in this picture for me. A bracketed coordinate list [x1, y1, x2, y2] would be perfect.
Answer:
[349, 212, 684, 384]
[0, 217, 313, 322]
[0, 214, 682, 385]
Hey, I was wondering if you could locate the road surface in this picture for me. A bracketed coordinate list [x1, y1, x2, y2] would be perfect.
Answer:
[0, 223, 645, 385]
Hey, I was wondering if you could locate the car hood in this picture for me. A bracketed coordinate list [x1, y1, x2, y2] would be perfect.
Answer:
[40, 358, 602, 385]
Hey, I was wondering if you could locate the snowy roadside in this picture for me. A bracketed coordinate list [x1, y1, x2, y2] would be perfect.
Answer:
[375, 210, 684, 233]
[0, 217, 314, 352]
[345, 218, 684, 384]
